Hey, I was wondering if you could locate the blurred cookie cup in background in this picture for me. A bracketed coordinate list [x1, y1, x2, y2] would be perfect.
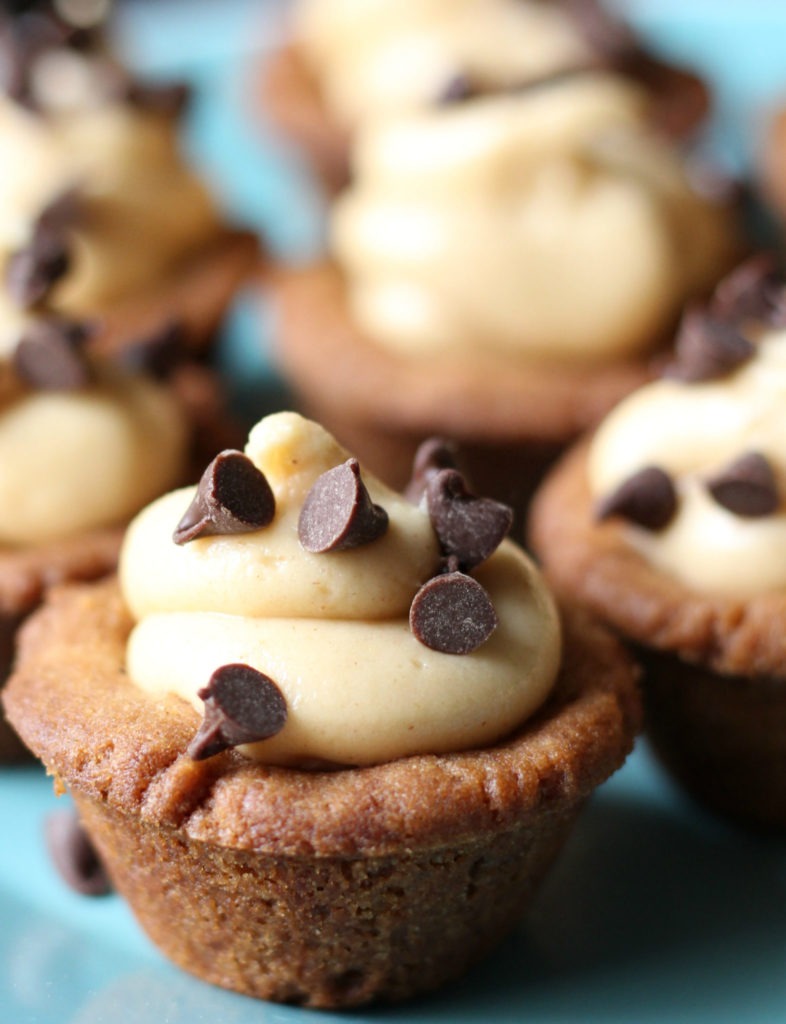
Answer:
[4, 411, 640, 1006]
[529, 257, 786, 830]
[261, 0, 710, 193]
[270, 70, 739, 538]
[0, 0, 258, 359]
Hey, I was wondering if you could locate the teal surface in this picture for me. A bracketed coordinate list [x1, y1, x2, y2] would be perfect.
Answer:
[3, 2, 786, 1022]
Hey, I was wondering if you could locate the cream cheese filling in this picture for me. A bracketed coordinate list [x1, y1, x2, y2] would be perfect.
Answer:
[120, 413, 562, 766]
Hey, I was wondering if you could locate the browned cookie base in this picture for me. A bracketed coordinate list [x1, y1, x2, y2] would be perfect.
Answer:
[637, 646, 786, 831]
[0, 530, 121, 762]
[529, 441, 786, 829]
[4, 579, 640, 1007]
[271, 264, 654, 537]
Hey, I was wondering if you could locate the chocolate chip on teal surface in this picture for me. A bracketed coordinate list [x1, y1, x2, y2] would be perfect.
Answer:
[13, 315, 92, 390]
[410, 571, 498, 654]
[595, 465, 677, 531]
[188, 663, 288, 761]
[404, 437, 460, 504]
[173, 450, 276, 545]
[706, 451, 779, 518]
[6, 219, 71, 308]
[298, 458, 388, 553]
[663, 308, 754, 383]
[425, 469, 512, 571]
[117, 318, 185, 380]
[44, 808, 112, 897]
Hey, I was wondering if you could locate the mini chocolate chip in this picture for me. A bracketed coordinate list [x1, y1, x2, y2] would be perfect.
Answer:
[436, 72, 479, 105]
[173, 450, 276, 545]
[44, 808, 111, 897]
[12, 315, 92, 390]
[596, 465, 677, 531]
[36, 186, 82, 234]
[556, 0, 636, 61]
[6, 220, 71, 308]
[706, 451, 779, 518]
[663, 308, 754, 383]
[118, 318, 184, 380]
[425, 468, 512, 571]
[404, 437, 460, 504]
[188, 663, 288, 761]
[124, 80, 191, 118]
[298, 458, 388, 553]
[711, 254, 786, 327]
[410, 571, 498, 654]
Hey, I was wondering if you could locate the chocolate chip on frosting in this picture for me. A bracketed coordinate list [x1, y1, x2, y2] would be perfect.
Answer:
[173, 450, 276, 545]
[425, 468, 512, 571]
[13, 315, 92, 390]
[410, 571, 498, 655]
[706, 451, 779, 518]
[663, 308, 754, 383]
[6, 219, 71, 309]
[298, 458, 388, 553]
[44, 808, 111, 897]
[596, 465, 677, 531]
[188, 663, 288, 761]
[404, 437, 460, 504]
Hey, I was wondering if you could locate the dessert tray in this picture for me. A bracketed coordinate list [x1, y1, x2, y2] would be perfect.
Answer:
[2, 1, 785, 1021]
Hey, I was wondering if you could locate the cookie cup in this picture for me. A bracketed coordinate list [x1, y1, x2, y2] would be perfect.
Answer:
[529, 440, 786, 830]
[4, 578, 639, 1008]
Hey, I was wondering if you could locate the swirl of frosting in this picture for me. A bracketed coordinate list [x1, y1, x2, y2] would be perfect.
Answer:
[120, 412, 562, 766]
[0, 363, 189, 546]
[589, 321, 786, 595]
[332, 73, 734, 365]
[296, 0, 594, 127]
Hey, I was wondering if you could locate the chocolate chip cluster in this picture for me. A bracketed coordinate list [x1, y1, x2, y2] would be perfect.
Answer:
[597, 257, 786, 531]
[173, 441, 514, 760]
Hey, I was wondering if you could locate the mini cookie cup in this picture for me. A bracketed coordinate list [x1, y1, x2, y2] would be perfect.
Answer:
[4, 577, 639, 1008]
[529, 439, 786, 831]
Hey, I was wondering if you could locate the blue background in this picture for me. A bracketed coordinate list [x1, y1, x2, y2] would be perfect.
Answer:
[2, 3, 786, 1022]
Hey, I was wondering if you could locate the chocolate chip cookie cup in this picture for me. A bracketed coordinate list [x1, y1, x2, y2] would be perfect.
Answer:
[529, 258, 786, 831]
[4, 412, 639, 1007]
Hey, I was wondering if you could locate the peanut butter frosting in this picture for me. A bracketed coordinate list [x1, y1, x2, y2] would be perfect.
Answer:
[332, 72, 734, 365]
[295, 0, 594, 127]
[0, 363, 188, 547]
[120, 412, 562, 767]
[589, 281, 786, 596]
[0, 96, 220, 333]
